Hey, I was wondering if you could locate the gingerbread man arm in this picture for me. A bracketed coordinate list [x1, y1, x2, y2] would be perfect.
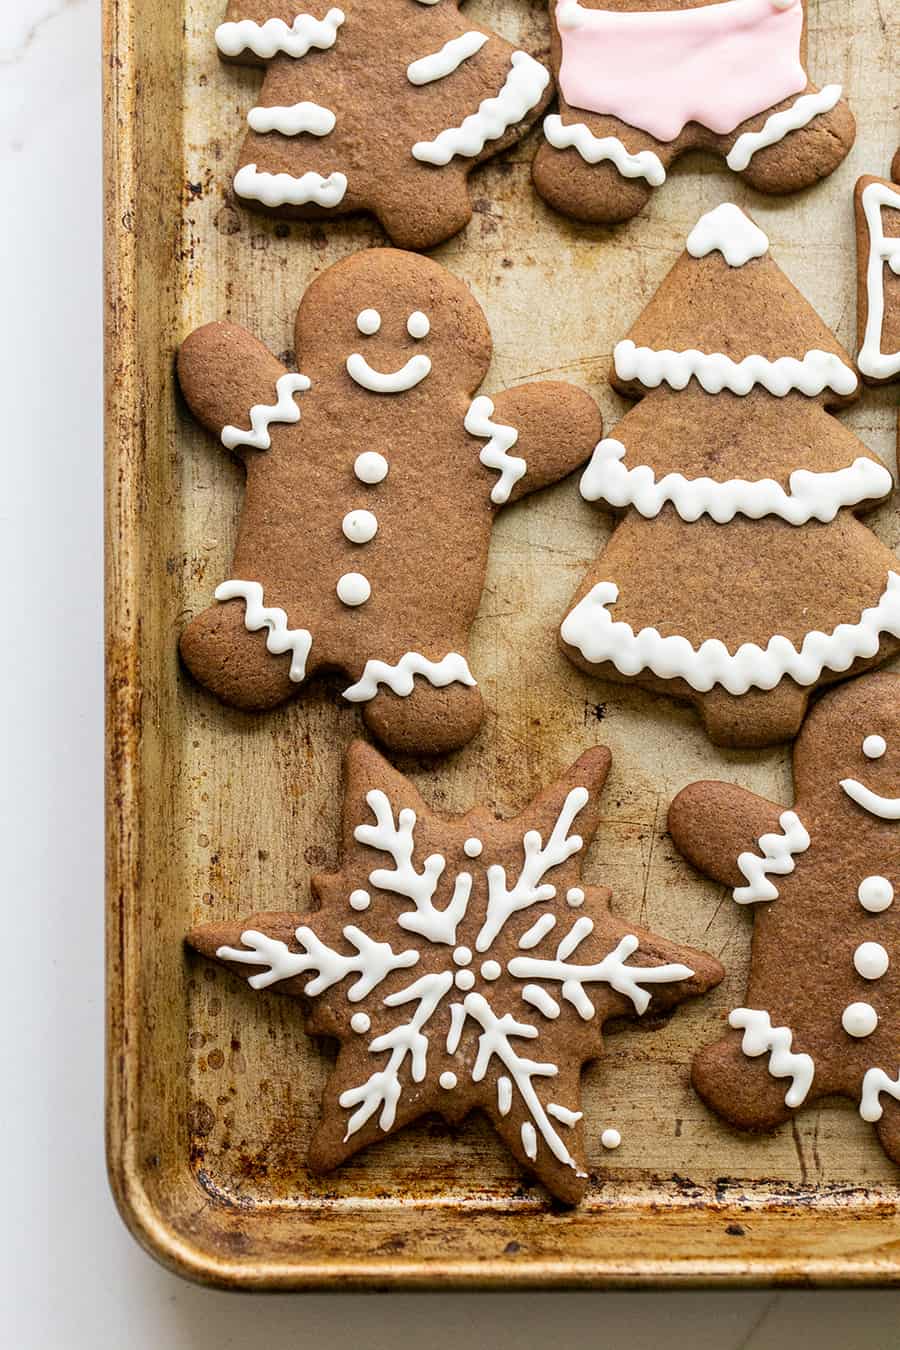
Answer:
[467, 382, 602, 509]
[214, 1, 341, 68]
[668, 782, 788, 890]
[177, 322, 293, 454]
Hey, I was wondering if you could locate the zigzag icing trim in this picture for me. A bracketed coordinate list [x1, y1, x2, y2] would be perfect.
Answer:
[726, 85, 843, 172]
[729, 1008, 815, 1108]
[614, 340, 858, 398]
[221, 372, 310, 451]
[233, 164, 348, 208]
[215, 8, 345, 59]
[560, 572, 900, 696]
[412, 51, 549, 165]
[464, 396, 526, 504]
[215, 580, 312, 682]
[247, 101, 336, 136]
[543, 115, 666, 185]
[857, 179, 900, 381]
[580, 439, 893, 525]
[342, 652, 477, 703]
[734, 811, 810, 904]
[859, 1067, 900, 1123]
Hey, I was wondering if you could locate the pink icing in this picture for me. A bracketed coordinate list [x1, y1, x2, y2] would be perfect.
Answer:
[556, 0, 807, 143]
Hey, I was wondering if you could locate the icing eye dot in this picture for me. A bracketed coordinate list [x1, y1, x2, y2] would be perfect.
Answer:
[863, 734, 887, 760]
[407, 311, 430, 339]
[354, 451, 389, 485]
[566, 887, 585, 907]
[480, 960, 501, 981]
[350, 1012, 371, 1034]
[842, 1001, 878, 1038]
[463, 837, 483, 858]
[349, 889, 371, 911]
[439, 1071, 457, 1090]
[854, 941, 890, 981]
[336, 572, 371, 607]
[858, 875, 894, 913]
[601, 1128, 622, 1150]
[356, 308, 381, 335]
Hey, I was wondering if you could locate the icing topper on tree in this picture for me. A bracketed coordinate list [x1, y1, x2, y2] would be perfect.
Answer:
[532, 0, 855, 226]
[559, 203, 900, 748]
[177, 247, 602, 753]
[211, 0, 551, 249]
[669, 673, 900, 1166]
[855, 152, 900, 385]
[187, 740, 723, 1203]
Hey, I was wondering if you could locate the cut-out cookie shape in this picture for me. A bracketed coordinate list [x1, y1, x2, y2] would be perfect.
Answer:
[559, 204, 899, 748]
[187, 740, 723, 1203]
[212, 0, 551, 249]
[532, 0, 855, 225]
[669, 673, 900, 1166]
[178, 247, 602, 753]
[855, 155, 900, 385]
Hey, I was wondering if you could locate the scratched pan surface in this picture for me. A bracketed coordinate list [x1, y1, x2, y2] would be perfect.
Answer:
[105, 0, 900, 1287]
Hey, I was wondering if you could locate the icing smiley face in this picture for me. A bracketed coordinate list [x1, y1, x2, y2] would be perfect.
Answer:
[841, 732, 900, 820]
[347, 305, 433, 392]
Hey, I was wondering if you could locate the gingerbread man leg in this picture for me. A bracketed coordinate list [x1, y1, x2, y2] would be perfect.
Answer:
[360, 679, 485, 756]
[696, 682, 811, 749]
[532, 125, 672, 226]
[180, 600, 299, 711]
[692, 1034, 798, 1133]
[732, 91, 856, 197]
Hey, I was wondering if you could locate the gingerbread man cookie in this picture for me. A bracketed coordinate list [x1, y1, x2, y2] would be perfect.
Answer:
[669, 673, 900, 1165]
[178, 247, 602, 753]
[855, 153, 900, 385]
[188, 740, 723, 1203]
[532, 0, 855, 226]
[212, 0, 551, 249]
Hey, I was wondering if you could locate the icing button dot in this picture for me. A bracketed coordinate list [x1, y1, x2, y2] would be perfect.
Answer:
[356, 308, 381, 335]
[354, 451, 388, 484]
[463, 837, 483, 858]
[842, 1001, 878, 1038]
[853, 942, 890, 981]
[601, 1128, 622, 1150]
[439, 1071, 457, 1090]
[454, 969, 475, 991]
[566, 887, 585, 907]
[862, 734, 887, 759]
[480, 960, 501, 981]
[337, 572, 371, 607]
[350, 1012, 371, 1034]
[349, 889, 370, 911]
[453, 946, 472, 967]
[407, 310, 430, 339]
[342, 509, 378, 544]
[858, 876, 894, 913]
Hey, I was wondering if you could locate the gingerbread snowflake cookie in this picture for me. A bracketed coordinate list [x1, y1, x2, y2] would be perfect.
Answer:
[178, 247, 602, 753]
[532, 0, 854, 226]
[669, 673, 900, 1164]
[559, 203, 899, 748]
[187, 741, 722, 1202]
[211, 0, 551, 249]
[855, 155, 900, 385]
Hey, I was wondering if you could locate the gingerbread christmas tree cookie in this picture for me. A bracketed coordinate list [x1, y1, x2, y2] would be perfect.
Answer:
[669, 673, 900, 1165]
[855, 154, 900, 385]
[560, 203, 899, 748]
[178, 247, 602, 753]
[187, 741, 723, 1203]
[211, 0, 551, 249]
[533, 0, 855, 225]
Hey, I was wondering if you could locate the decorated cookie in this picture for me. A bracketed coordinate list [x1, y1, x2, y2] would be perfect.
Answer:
[211, 0, 551, 249]
[532, 0, 855, 226]
[855, 157, 900, 385]
[178, 247, 602, 753]
[669, 673, 900, 1165]
[559, 203, 899, 748]
[187, 741, 722, 1203]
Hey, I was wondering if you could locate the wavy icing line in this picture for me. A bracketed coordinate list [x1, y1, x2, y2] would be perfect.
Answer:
[614, 340, 858, 398]
[542, 115, 666, 186]
[215, 580, 312, 682]
[579, 439, 893, 525]
[247, 101, 336, 136]
[221, 372, 310, 451]
[860, 1067, 900, 1122]
[464, 396, 527, 504]
[728, 1008, 815, 1108]
[857, 179, 900, 382]
[734, 811, 810, 904]
[412, 51, 549, 165]
[215, 8, 345, 59]
[726, 84, 843, 172]
[407, 30, 488, 86]
[342, 652, 477, 703]
[560, 572, 900, 697]
[233, 163, 348, 207]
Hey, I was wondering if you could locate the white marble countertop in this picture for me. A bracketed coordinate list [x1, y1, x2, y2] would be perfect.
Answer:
[3, 0, 899, 1343]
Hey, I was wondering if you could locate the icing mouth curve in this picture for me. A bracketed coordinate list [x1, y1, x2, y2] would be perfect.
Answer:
[840, 778, 900, 821]
[346, 352, 432, 393]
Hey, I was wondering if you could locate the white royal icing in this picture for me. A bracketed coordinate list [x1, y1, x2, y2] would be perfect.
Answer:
[354, 451, 388, 484]
[233, 163, 348, 207]
[726, 85, 843, 172]
[560, 572, 900, 697]
[342, 509, 378, 544]
[521, 1121, 539, 1160]
[346, 352, 432, 393]
[614, 340, 858, 398]
[407, 311, 430, 339]
[509, 930, 693, 1018]
[215, 7, 345, 59]
[686, 203, 769, 267]
[842, 1001, 879, 1038]
[858, 876, 894, 913]
[853, 942, 889, 981]
[215, 579, 312, 681]
[863, 734, 888, 760]
[733, 810, 810, 904]
[857, 179, 900, 382]
[522, 984, 561, 1018]
[542, 115, 666, 186]
[548, 1103, 582, 1126]
[600, 1127, 621, 1149]
[728, 1008, 815, 1108]
[566, 887, 585, 907]
[464, 396, 527, 505]
[221, 371, 310, 451]
[351, 1012, 371, 1034]
[579, 439, 892, 526]
[349, 889, 370, 911]
[439, 1071, 458, 1090]
[356, 309, 381, 336]
[518, 913, 557, 949]
[464, 838, 483, 858]
[412, 51, 549, 165]
[859, 1067, 900, 1123]
[407, 30, 488, 86]
[247, 101, 336, 136]
[342, 651, 477, 704]
[840, 777, 900, 821]
[336, 572, 371, 607]
[217, 924, 418, 996]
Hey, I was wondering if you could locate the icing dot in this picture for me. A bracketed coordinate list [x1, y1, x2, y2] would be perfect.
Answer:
[453, 946, 472, 966]
[463, 837, 483, 858]
[354, 451, 388, 484]
[858, 876, 894, 913]
[863, 734, 887, 760]
[853, 942, 890, 981]
[350, 1012, 371, 1034]
[601, 1128, 621, 1150]
[342, 509, 378, 544]
[566, 887, 585, 907]
[349, 889, 370, 911]
[480, 960, 501, 981]
[439, 1071, 457, 1090]
[337, 572, 371, 606]
[356, 308, 381, 335]
[455, 969, 475, 991]
[407, 310, 430, 339]
[842, 1001, 878, 1038]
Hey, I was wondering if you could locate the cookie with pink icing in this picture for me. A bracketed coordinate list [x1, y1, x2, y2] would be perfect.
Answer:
[855, 155, 900, 386]
[533, 0, 855, 225]
[669, 673, 900, 1167]
[211, 0, 551, 249]
[177, 247, 602, 753]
